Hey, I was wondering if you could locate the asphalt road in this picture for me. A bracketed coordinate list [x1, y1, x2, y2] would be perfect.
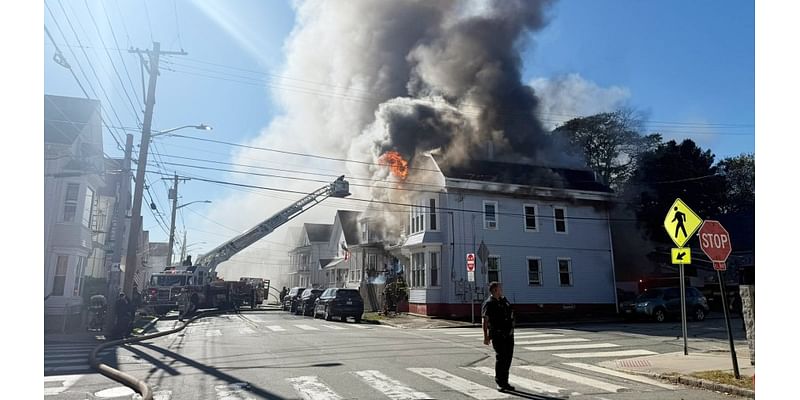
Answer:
[44, 311, 750, 399]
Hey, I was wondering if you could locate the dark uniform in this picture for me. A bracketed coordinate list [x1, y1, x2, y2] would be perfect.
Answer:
[482, 295, 515, 387]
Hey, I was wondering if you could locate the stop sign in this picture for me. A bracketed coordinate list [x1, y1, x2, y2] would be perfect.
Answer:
[698, 220, 732, 270]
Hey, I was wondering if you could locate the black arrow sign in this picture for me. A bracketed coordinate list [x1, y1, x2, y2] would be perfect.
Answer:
[677, 252, 686, 261]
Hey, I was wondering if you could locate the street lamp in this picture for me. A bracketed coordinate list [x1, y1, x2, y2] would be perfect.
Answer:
[151, 124, 212, 139]
[168, 200, 212, 266]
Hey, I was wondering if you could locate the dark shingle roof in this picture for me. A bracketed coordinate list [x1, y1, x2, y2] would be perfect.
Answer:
[304, 223, 333, 242]
[336, 210, 361, 245]
[434, 156, 612, 193]
[44, 95, 100, 145]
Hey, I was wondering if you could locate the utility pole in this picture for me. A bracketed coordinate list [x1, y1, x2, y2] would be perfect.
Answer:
[165, 173, 189, 267]
[123, 42, 187, 297]
[179, 230, 187, 264]
[104, 134, 133, 334]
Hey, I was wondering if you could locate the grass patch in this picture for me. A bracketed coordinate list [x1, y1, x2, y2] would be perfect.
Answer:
[362, 312, 384, 321]
[690, 370, 754, 390]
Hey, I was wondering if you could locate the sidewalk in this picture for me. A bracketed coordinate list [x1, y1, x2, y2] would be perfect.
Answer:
[374, 312, 623, 329]
[600, 348, 755, 398]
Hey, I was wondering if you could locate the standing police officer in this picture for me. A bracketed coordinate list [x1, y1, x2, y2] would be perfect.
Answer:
[482, 281, 516, 392]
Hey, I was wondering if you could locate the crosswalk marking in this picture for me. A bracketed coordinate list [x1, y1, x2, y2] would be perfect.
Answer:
[295, 324, 320, 331]
[467, 367, 571, 396]
[524, 343, 619, 351]
[512, 334, 564, 339]
[518, 366, 629, 393]
[287, 376, 342, 400]
[265, 325, 285, 332]
[554, 349, 658, 358]
[321, 324, 347, 330]
[206, 329, 223, 337]
[377, 325, 398, 329]
[239, 328, 256, 335]
[408, 367, 510, 399]
[354, 370, 431, 400]
[564, 363, 676, 390]
[516, 338, 590, 345]
[215, 382, 255, 400]
[351, 324, 369, 329]
[44, 374, 84, 396]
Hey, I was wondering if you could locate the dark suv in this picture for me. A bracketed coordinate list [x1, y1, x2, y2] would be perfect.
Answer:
[314, 288, 364, 322]
[282, 287, 306, 312]
[621, 287, 709, 322]
[295, 289, 323, 316]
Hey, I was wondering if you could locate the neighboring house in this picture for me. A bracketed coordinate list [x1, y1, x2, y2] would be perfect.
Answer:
[393, 154, 617, 318]
[288, 223, 334, 288]
[143, 242, 170, 286]
[44, 95, 105, 330]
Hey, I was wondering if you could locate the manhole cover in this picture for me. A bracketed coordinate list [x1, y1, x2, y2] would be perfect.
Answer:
[617, 359, 652, 368]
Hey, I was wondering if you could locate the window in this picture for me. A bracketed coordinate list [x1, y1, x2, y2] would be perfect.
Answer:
[523, 204, 538, 232]
[488, 256, 501, 283]
[527, 258, 542, 286]
[554, 207, 567, 233]
[430, 252, 439, 287]
[63, 183, 79, 222]
[73, 256, 86, 296]
[483, 201, 498, 230]
[558, 258, 573, 286]
[361, 221, 369, 243]
[82, 187, 94, 228]
[52, 255, 69, 296]
[411, 252, 426, 288]
[409, 201, 426, 234]
[429, 199, 437, 230]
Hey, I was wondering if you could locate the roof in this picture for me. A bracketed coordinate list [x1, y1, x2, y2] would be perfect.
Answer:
[44, 95, 100, 145]
[336, 210, 361, 245]
[433, 155, 612, 193]
[304, 223, 333, 242]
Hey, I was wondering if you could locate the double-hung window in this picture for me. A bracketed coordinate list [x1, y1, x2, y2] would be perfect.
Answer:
[63, 183, 79, 222]
[558, 258, 573, 286]
[483, 201, 498, 230]
[82, 187, 94, 228]
[72, 256, 86, 296]
[488, 256, 501, 283]
[430, 252, 439, 287]
[411, 252, 426, 288]
[554, 207, 568, 233]
[429, 199, 438, 231]
[52, 255, 69, 296]
[523, 204, 538, 232]
[527, 258, 542, 286]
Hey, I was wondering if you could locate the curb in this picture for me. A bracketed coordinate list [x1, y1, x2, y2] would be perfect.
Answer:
[616, 368, 754, 398]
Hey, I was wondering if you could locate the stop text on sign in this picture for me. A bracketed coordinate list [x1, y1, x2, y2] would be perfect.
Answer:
[700, 232, 729, 249]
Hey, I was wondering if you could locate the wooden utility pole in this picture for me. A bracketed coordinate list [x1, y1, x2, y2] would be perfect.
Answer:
[123, 42, 187, 297]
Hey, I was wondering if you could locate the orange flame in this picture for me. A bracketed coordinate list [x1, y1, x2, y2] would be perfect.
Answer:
[379, 151, 409, 180]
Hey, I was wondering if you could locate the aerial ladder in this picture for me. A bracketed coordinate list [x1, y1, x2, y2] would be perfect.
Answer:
[147, 176, 351, 314]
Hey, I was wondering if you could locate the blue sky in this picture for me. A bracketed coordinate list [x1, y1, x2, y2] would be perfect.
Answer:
[44, 0, 754, 259]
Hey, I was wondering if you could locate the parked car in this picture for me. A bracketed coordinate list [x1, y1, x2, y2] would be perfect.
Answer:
[282, 287, 306, 312]
[295, 289, 323, 316]
[620, 287, 709, 322]
[314, 288, 364, 322]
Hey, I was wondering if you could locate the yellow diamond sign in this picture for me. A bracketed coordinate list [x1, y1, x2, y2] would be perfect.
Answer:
[663, 198, 703, 247]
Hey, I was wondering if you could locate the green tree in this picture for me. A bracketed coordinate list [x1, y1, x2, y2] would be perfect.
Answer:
[718, 153, 755, 214]
[553, 110, 661, 190]
[624, 139, 726, 243]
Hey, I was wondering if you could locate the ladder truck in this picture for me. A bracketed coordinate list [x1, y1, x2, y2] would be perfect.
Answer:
[145, 176, 351, 315]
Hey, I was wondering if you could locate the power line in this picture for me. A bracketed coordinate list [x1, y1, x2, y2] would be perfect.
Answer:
[142, 0, 154, 42]
[99, 0, 142, 109]
[172, 0, 184, 50]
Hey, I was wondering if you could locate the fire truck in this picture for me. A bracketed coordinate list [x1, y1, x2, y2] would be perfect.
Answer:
[157, 176, 351, 315]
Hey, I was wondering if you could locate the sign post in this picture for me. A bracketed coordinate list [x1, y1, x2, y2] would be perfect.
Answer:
[699, 220, 740, 379]
[467, 253, 476, 324]
[663, 198, 703, 356]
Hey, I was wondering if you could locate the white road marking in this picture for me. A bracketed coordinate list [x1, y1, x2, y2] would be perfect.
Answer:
[94, 386, 135, 398]
[351, 324, 369, 329]
[518, 366, 629, 393]
[564, 363, 676, 390]
[295, 324, 320, 331]
[377, 325, 398, 329]
[408, 367, 510, 399]
[265, 325, 285, 332]
[206, 329, 223, 337]
[238, 328, 256, 335]
[43, 374, 84, 396]
[512, 333, 564, 339]
[287, 376, 342, 400]
[354, 370, 431, 400]
[554, 349, 658, 358]
[524, 343, 619, 351]
[321, 324, 346, 330]
[153, 390, 172, 400]
[456, 333, 491, 337]
[517, 338, 590, 345]
[468, 367, 571, 395]
[215, 382, 256, 399]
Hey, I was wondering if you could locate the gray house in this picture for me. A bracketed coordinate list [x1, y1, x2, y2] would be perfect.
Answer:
[394, 154, 617, 318]
[288, 223, 334, 288]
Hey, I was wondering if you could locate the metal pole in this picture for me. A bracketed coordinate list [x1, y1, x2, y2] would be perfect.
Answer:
[471, 282, 475, 324]
[679, 263, 688, 355]
[123, 42, 161, 298]
[718, 270, 741, 379]
[166, 173, 179, 267]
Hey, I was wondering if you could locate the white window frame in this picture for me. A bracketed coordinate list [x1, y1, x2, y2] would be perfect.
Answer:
[428, 198, 440, 232]
[82, 187, 94, 228]
[553, 206, 568, 234]
[429, 251, 440, 287]
[523, 204, 539, 232]
[52, 255, 69, 296]
[557, 258, 573, 287]
[73, 256, 86, 296]
[526, 257, 542, 286]
[63, 183, 80, 222]
[361, 221, 369, 243]
[487, 255, 501, 283]
[483, 200, 499, 230]
[411, 252, 426, 288]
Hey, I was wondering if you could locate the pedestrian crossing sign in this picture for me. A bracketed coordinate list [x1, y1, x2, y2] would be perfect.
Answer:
[671, 247, 691, 264]
[663, 198, 703, 247]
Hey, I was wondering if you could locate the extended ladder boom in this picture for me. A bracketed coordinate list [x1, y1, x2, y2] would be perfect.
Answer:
[195, 176, 350, 274]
